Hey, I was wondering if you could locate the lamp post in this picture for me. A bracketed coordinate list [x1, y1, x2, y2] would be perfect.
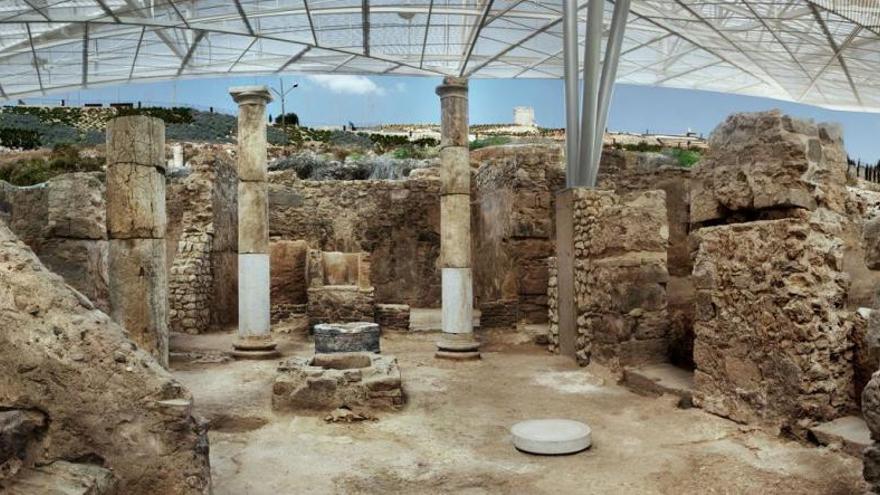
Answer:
[270, 78, 299, 137]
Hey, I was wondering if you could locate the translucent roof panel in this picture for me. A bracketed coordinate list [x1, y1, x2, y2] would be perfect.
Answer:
[2, 1, 880, 111]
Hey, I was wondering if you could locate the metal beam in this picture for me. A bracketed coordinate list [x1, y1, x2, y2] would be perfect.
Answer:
[303, 0, 318, 46]
[807, 3, 863, 106]
[362, 0, 370, 57]
[562, 0, 578, 188]
[26, 23, 44, 94]
[228, 38, 258, 72]
[82, 22, 89, 87]
[275, 45, 311, 73]
[128, 26, 145, 80]
[418, 0, 434, 69]
[233, 0, 255, 36]
[23, 0, 50, 21]
[590, 0, 631, 175]
[176, 30, 205, 76]
[94, 0, 121, 22]
[459, 0, 495, 77]
[577, 0, 602, 188]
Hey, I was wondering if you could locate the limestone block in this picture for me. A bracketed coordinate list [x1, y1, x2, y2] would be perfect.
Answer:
[235, 103, 268, 181]
[307, 249, 325, 288]
[109, 238, 169, 366]
[307, 286, 376, 327]
[106, 115, 165, 169]
[322, 251, 358, 286]
[36, 239, 109, 313]
[440, 146, 470, 195]
[375, 304, 410, 331]
[692, 218, 854, 431]
[106, 162, 166, 239]
[270, 240, 308, 307]
[238, 181, 268, 254]
[441, 194, 471, 268]
[690, 111, 847, 225]
[0, 223, 210, 494]
[238, 253, 270, 336]
[358, 252, 372, 289]
[46, 172, 106, 240]
[436, 77, 469, 148]
[442, 267, 473, 334]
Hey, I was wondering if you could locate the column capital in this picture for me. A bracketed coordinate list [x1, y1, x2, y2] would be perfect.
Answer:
[436, 76, 468, 98]
[229, 85, 273, 106]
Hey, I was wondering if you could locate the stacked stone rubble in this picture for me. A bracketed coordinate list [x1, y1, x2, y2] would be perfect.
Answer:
[689, 111, 856, 434]
[472, 144, 565, 327]
[166, 150, 238, 333]
[0, 222, 211, 493]
[547, 256, 559, 353]
[571, 189, 669, 367]
[106, 115, 169, 367]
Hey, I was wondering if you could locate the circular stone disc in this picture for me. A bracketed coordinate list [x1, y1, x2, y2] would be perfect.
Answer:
[511, 419, 592, 455]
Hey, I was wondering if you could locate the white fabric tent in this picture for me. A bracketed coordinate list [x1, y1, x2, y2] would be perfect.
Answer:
[1, 0, 879, 113]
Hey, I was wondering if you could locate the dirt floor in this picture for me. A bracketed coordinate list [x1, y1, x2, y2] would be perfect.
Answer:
[171, 328, 867, 495]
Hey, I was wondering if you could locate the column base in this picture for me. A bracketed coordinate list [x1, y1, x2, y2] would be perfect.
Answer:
[435, 333, 481, 361]
[232, 335, 280, 360]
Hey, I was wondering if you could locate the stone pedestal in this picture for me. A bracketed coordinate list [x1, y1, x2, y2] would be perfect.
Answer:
[106, 116, 169, 367]
[435, 77, 480, 360]
[230, 86, 279, 359]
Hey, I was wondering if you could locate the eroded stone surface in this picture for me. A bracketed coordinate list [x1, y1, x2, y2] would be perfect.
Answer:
[692, 217, 854, 432]
[690, 110, 847, 225]
[272, 352, 404, 412]
[0, 222, 210, 494]
[314, 322, 380, 353]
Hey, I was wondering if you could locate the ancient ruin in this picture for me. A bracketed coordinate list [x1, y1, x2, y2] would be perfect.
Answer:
[3, 1, 880, 492]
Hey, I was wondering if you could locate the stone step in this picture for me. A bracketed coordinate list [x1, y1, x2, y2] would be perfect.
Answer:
[623, 363, 695, 406]
[809, 415, 872, 458]
[1, 461, 117, 495]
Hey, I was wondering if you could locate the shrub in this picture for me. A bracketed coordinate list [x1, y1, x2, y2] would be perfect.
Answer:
[274, 112, 300, 126]
[469, 135, 511, 150]
[0, 127, 41, 149]
[665, 148, 701, 168]
[0, 145, 103, 186]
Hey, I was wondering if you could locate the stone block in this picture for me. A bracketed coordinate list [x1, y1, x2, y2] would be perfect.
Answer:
[106, 162, 166, 239]
[375, 304, 410, 331]
[238, 253, 270, 336]
[46, 172, 106, 240]
[307, 286, 375, 327]
[106, 115, 165, 169]
[440, 146, 470, 195]
[238, 181, 268, 254]
[693, 218, 854, 431]
[690, 111, 847, 225]
[441, 194, 471, 268]
[235, 103, 269, 182]
[109, 238, 168, 366]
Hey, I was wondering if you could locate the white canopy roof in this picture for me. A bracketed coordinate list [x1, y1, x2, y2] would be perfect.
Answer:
[1, 1, 879, 111]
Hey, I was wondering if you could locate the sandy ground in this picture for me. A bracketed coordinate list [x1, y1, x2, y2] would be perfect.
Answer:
[171, 329, 867, 495]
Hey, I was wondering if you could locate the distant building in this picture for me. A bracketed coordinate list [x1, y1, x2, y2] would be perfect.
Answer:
[513, 106, 535, 127]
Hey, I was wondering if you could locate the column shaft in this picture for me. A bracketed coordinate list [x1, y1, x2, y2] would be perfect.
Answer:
[106, 115, 169, 367]
[435, 77, 480, 360]
[229, 85, 279, 359]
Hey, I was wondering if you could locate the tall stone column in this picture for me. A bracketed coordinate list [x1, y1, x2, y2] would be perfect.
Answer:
[435, 77, 480, 360]
[106, 115, 169, 367]
[229, 86, 279, 359]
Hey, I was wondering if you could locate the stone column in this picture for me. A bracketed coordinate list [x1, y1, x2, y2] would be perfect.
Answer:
[435, 77, 480, 360]
[229, 86, 280, 359]
[106, 115, 169, 367]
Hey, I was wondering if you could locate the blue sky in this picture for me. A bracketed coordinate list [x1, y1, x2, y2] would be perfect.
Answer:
[23, 74, 880, 162]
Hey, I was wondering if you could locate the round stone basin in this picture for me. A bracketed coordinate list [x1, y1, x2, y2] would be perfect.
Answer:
[314, 322, 380, 354]
[511, 419, 592, 455]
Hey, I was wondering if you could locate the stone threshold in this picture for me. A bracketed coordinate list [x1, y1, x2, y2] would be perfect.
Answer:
[809, 415, 872, 459]
[622, 363, 695, 407]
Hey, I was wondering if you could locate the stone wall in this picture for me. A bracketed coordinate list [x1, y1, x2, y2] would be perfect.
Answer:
[166, 150, 238, 333]
[268, 175, 441, 307]
[0, 221, 210, 493]
[0, 174, 109, 313]
[692, 217, 855, 431]
[547, 256, 559, 353]
[570, 189, 669, 368]
[472, 144, 564, 327]
[270, 239, 308, 322]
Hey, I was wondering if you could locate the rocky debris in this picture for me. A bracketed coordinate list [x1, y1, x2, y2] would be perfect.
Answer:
[0, 409, 46, 480]
[1, 461, 117, 495]
[854, 308, 880, 406]
[0, 222, 211, 494]
[866, 217, 880, 270]
[324, 407, 377, 423]
[374, 304, 410, 332]
[272, 352, 404, 412]
[571, 189, 669, 368]
[690, 110, 847, 225]
[863, 372, 880, 492]
[692, 217, 855, 433]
